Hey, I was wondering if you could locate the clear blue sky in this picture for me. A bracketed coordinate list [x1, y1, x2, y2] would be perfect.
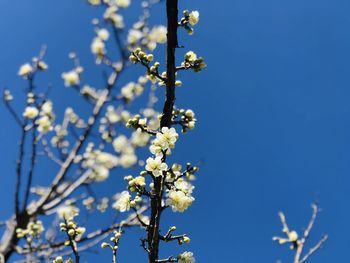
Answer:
[1, 0, 350, 262]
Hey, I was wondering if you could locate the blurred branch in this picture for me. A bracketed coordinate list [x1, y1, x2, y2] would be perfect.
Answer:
[273, 203, 328, 263]
[23, 123, 38, 210]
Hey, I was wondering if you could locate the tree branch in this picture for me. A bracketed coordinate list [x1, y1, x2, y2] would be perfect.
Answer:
[148, 1, 178, 262]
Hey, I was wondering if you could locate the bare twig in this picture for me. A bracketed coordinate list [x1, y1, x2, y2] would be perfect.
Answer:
[273, 203, 327, 263]
[299, 234, 328, 263]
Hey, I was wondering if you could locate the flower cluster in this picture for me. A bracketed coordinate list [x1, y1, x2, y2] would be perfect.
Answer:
[99, 107, 131, 142]
[81, 144, 119, 181]
[178, 251, 196, 263]
[145, 156, 168, 177]
[23, 106, 39, 119]
[60, 217, 86, 244]
[179, 10, 200, 35]
[129, 48, 166, 84]
[112, 135, 138, 168]
[62, 69, 81, 87]
[112, 190, 131, 212]
[91, 27, 109, 63]
[127, 22, 167, 51]
[101, 229, 123, 257]
[52, 256, 73, 263]
[166, 190, 194, 213]
[153, 127, 179, 152]
[172, 109, 197, 133]
[182, 51, 207, 72]
[36, 101, 55, 134]
[4, 1, 203, 262]
[18, 55, 48, 79]
[119, 76, 148, 103]
[62, 53, 83, 87]
[102, 0, 132, 29]
[51, 107, 84, 152]
[16, 220, 44, 244]
[57, 204, 80, 219]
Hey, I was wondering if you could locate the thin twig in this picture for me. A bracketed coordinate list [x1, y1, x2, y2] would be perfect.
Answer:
[299, 235, 328, 263]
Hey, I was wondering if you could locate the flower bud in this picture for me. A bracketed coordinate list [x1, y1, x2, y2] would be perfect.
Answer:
[183, 236, 191, 244]
[101, 242, 109, 249]
[68, 229, 75, 237]
[147, 54, 154, 62]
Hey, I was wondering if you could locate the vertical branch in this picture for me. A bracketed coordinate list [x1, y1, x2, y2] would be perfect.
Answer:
[15, 122, 27, 216]
[23, 126, 38, 209]
[112, 27, 128, 63]
[160, 0, 178, 128]
[148, 1, 178, 262]
[147, 176, 163, 263]
[112, 249, 117, 263]
[15, 77, 34, 216]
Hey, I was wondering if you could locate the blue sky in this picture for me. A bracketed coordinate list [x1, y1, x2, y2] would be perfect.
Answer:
[1, 0, 350, 262]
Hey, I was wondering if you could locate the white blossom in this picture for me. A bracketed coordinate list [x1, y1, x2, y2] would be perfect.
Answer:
[149, 144, 163, 157]
[113, 191, 131, 212]
[106, 106, 120, 123]
[127, 29, 143, 45]
[120, 82, 144, 101]
[174, 179, 194, 195]
[149, 26, 167, 44]
[18, 63, 33, 77]
[83, 148, 119, 181]
[41, 101, 53, 114]
[128, 176, 146, 188]
[104, 6, 124, 28]
[166, 190, 194, 212]
[23, 106, 39, 119]
[188, 11, 199, 26]
[91, 37, 106, 56]
[36, 116, 53, 133]
[131, 129, 150, 147]
[153, 127, 178, 150]
[113, 135, 129, 153]
[147, 25, 167, 50]
[97, 28, 110, 40]
[57, 205, 79, 219]
[185, 51, 197, 62]
[114, 0, 130, 8]
[178, 251, 195, 263]
[185, 109, 195, 118]
[119, 153, 137, 168]
[62, 70, 80, 87]
[145, 156, 168, 177]
[95, 152, 119, 169]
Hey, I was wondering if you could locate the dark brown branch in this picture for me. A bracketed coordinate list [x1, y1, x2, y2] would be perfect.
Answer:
[112, 27, 128, 63]
[15, 76, 34, 216]
[15, 122, 27, 216]
[17, 207, 147, 255]
[148, 1, 178, 263]
[160, 0, 178, 129]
